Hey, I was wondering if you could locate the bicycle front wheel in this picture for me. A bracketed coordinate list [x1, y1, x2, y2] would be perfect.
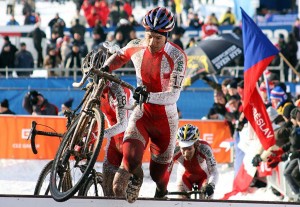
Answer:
[50, 107, 105, 202]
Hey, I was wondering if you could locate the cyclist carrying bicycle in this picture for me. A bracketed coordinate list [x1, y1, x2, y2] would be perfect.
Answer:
[101, 81, 134, 197]
[101, 7, 187, 203]
[168, 124, 219, 199]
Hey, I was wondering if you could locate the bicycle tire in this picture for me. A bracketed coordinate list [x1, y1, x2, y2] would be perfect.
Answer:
[78, 171, 104, 197]
[34, 160, 53, 195]
[50, 107, 105, 202]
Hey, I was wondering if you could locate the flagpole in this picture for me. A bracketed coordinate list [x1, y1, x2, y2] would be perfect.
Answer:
[279, 52, 300, 80]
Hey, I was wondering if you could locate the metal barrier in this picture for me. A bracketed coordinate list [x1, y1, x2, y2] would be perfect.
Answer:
[0, 67, 136, 80]
[220, 58, 285, 82]
[0, 56, 285, 81]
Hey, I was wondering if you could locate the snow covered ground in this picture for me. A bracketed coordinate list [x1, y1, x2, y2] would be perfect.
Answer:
[0, 159, 284, 201]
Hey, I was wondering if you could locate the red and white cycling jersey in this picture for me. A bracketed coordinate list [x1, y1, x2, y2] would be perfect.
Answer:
[171, 140, 219, 191]
[101, 82, 134, 166]
[105, 39, 187, 164]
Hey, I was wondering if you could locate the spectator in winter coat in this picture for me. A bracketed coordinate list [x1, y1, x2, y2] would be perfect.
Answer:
[71, 32, 88, 57]
[292, 18, 300, 42]
[0, 36, 18, 76]
[6, 15, 19, 25]
[23, 90, 58, 116]
[14, 42, 34, 77]
[48, 13, 66, 37]
[46, 31, 59, 55]
[0, 99, 15, 115]
[24, 11, 36, 25]
[44, 46, 61, 77]
[70, 18, 86, 38]
[27, 23, 47, 68]
[64, 43, 82, 76]
[91, 30, 105, 51]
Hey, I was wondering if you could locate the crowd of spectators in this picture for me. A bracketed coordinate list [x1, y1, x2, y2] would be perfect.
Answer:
[0, 0, 242, 77]
[200, 70, 300, 200]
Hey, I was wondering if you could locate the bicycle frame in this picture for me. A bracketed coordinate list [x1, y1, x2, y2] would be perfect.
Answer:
[50, 44, 135, 202]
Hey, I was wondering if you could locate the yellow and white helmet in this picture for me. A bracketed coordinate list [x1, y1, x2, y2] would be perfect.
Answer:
[177, 124, 199, 148]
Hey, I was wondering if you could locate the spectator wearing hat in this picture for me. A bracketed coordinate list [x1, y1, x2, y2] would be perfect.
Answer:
[270, 85, 294, 115]
[64, 43, 82, 77]
[0, 99, 15, 115]
[0, 36, 18, 76]
[282, 104, 296, 122]
[171, 27, 185, 50]
[22, 90, 58, 116]
[14, 42, 34, 77]
[58, 98, 74, 116]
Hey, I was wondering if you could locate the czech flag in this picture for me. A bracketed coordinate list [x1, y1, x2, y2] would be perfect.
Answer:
[242, 8, 278, 150]
[222, 8, 278, 200]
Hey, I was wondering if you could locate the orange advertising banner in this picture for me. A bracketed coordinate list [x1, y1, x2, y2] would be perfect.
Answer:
[0, 116, 232, 163]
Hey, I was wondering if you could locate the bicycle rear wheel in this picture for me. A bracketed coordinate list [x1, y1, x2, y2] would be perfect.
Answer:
[78, 171, 104, 197]
[34, 160, 53, 195]
[50, 107, 105, 202]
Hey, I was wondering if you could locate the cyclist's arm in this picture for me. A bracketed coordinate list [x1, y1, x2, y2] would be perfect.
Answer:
[104, 84, 129, 138]
[147, 54, 187, 105]
[166, 146, 181, 179]
[104, 39, 141, 72]
[200, 144, 219, 187]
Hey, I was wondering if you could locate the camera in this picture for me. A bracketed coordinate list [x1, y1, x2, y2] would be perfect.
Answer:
[29, 90, 39, 105]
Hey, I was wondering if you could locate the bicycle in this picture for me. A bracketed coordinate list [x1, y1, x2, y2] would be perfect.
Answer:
[28, 120, 104, 197]
[167, 184, 208, 199]
[49, 43, 135, 202]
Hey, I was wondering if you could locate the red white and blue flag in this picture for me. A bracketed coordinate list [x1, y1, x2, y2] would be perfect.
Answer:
[222, 8, 279, 200]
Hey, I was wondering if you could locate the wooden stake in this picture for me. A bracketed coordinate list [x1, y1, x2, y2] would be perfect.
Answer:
[279, 52, 300, 80]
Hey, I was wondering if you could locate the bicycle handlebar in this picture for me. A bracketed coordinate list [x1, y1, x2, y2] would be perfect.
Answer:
[28, 121, 64, 154]
[94, 70, 135, 91]
[29, 121, 38, 154]
[72, 71, 90, 88]
[72, 68, 135, 92]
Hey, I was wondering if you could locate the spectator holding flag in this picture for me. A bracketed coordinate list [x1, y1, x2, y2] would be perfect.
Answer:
[223, 8, 279, 200]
